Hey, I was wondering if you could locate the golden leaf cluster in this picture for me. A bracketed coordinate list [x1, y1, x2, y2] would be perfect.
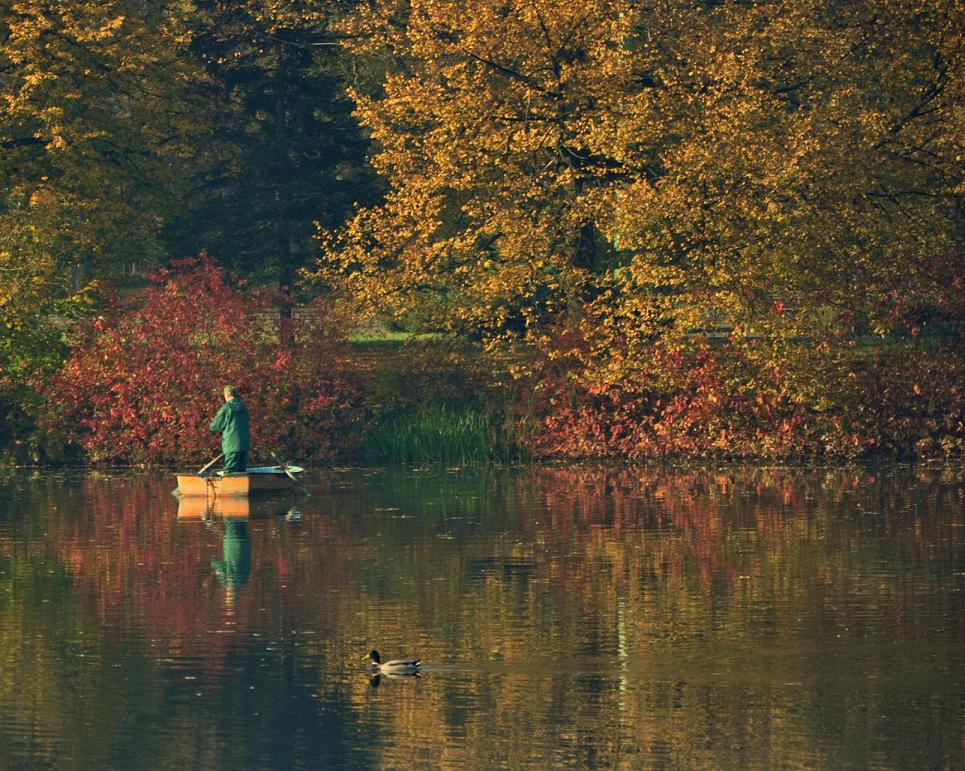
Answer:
[313, 0, 962, 378]
[1, 0, 201, 349]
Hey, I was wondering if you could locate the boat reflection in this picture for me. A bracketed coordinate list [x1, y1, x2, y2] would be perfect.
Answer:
[176, 492, 305, 520]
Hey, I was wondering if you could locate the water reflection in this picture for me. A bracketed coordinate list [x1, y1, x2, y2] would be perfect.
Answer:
[176, 491, 304, 519]
[369, 671, 421, 689]
[0, 465, 961, 768]
[211, 521, 252, 606]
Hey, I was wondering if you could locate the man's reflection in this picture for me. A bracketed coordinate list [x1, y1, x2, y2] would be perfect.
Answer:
[211, 520, 251, 608]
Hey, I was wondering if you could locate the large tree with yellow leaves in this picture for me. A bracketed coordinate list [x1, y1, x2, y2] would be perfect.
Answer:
[0, 1, 203, 452]
[317, 0, 962, 356]
[0, 1, 202, 301]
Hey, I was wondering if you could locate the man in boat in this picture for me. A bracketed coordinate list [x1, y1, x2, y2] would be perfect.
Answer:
[209, 385, 250, 474]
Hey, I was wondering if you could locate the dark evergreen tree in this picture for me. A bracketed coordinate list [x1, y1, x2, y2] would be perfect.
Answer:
[164, 1, 380, 339]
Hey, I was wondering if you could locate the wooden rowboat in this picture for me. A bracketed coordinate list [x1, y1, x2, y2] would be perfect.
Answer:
[175, 465, 304, 497]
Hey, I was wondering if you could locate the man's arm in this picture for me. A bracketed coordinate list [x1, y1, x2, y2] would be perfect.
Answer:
[209, 404, 227, 432]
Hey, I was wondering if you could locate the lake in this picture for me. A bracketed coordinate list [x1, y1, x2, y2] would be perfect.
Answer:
[0, 465, 961, 768]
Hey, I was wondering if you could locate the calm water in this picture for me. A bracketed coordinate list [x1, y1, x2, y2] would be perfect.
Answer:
[0, 465, 960, 769]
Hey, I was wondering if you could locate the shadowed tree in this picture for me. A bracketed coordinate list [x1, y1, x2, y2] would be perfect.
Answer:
[163, 0, 380, 343]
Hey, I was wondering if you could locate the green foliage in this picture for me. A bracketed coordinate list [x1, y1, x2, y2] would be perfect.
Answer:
[360, 405, 522, 465]
[347, 338, 524, 465]
[0, 287, 87, 463]
[0, 1, 205, 458]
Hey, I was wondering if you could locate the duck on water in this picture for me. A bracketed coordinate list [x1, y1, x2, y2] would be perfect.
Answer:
[364, 650, 421, 675]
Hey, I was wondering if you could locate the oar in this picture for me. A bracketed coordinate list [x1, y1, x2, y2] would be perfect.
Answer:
[270, 451, 297, 480]
[198, 452, 224, 475]
[270, 451, 301, 484]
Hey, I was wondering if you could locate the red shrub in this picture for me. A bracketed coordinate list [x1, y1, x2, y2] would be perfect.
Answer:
[526, 334, 963, 461]
[43, 254, 361, 464]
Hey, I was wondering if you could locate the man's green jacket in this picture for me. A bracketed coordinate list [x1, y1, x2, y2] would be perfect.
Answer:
[209, 398, 250, 453]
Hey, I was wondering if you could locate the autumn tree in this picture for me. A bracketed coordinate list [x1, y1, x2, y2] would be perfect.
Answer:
[315, 0, 962, 350]
[307, 0, 962, 457]
[0, 0, 203, 456]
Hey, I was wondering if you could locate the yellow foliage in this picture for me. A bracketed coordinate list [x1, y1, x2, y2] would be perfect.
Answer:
[312, 0, 962, 381]
[0, 0, 204, 384]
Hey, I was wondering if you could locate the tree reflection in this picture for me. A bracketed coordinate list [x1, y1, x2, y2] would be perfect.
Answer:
[0, 466, 960, 768]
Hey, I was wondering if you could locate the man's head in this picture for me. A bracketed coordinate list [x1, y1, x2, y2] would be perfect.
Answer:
[223, 385, 238, 401]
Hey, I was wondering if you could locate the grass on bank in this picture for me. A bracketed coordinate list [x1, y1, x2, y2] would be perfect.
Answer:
[359, 405, 523, 465]
[346, 331, 442, 348]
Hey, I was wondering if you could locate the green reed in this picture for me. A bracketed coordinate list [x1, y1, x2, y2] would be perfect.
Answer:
[360, 405, 522, 465]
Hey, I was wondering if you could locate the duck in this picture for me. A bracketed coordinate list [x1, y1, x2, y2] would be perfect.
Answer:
[364, 649, 421, 675]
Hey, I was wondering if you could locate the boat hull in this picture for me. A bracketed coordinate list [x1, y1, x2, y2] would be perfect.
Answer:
[175, 466, 303, 497]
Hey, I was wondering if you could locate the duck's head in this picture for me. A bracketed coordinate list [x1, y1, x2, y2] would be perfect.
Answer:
[363, 650, 381, 665]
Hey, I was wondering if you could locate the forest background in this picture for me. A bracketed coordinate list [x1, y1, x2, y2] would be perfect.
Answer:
[1, 0, 961, 466]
